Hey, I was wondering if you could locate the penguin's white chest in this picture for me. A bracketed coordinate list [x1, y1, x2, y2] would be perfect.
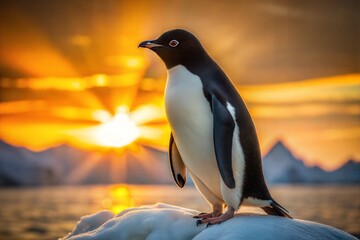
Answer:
[165, 65, 221, 196]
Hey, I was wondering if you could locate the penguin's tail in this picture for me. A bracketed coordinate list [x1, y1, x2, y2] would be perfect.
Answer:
[261, 200, 292, 219]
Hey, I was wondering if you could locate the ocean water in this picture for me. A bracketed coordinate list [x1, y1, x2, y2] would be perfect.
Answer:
[0, 185, 359, 240]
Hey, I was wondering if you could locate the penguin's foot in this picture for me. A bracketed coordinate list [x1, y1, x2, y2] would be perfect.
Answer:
[193, 210, 222, 219]
[196, 207, 235, 227]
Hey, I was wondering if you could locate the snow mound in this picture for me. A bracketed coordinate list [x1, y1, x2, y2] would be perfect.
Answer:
[61, 203, 356, 240]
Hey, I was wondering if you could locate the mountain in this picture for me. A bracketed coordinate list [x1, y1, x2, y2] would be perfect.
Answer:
[329, 160, 360, 183]
[0, 140, 174, 187]
[0, 140, 57, 186]
[263, 141, 360, 184]
[0, 140, 359, 187]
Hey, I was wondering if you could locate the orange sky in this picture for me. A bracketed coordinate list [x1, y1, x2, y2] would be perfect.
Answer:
[0, 72, 359, 170]
[0, 0, 359, 171]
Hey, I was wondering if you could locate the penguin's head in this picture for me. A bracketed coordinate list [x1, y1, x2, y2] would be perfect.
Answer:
[138, 29, 207, 69]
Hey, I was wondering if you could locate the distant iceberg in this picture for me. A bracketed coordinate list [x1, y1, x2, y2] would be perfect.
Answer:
[61, 203, 356, 240]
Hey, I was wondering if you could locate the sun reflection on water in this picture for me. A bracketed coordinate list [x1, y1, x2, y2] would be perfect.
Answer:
[102, 185, 135, 214]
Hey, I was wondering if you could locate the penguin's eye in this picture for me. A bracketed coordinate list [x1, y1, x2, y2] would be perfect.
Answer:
[169, 39, 179, 47]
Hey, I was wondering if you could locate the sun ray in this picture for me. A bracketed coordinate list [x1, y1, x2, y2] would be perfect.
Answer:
[129, 104, 166, 125]
[64, 153, 105, 184]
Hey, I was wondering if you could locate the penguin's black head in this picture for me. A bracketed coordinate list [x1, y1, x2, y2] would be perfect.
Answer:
[138, 29, 207, 69]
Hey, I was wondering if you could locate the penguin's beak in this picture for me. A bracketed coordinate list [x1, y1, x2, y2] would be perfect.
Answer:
[138, 40, 162, 49]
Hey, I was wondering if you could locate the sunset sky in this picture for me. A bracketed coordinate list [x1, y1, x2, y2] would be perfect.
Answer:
[0, 0, 359, 171]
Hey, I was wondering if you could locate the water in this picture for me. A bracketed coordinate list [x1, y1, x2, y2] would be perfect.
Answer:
[0, 185, 359, 240]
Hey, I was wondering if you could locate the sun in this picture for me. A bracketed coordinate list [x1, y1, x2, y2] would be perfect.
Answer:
[93, 113, 140, 148]
[64, 104, 169, 150]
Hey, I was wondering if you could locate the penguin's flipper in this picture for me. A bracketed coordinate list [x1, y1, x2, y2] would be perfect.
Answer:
[211, 95, 235, 189]
[169, 133, 186, 188]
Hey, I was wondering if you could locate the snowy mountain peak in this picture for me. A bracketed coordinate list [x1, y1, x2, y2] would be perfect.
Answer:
[263, 140, 360, 184]
[269, 140, 293, 155]
[270, 140, 290, 152]
[263, 140, 307, 183]
[264, 140, 302, 166]
[330, 159, 360, 182]
[272, 140, 287, 150]
[340, 159, 358, 168]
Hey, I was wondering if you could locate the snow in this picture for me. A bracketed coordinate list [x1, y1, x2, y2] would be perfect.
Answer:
[61, 203, 356, 240]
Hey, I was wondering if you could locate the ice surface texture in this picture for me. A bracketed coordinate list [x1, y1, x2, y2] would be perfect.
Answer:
[61, 203, 356, 240]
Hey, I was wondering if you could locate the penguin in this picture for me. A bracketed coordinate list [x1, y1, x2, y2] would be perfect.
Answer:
[139, 29, 291, 226]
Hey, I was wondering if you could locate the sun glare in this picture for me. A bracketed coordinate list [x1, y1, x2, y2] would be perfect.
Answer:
[93, 113, 140, 148]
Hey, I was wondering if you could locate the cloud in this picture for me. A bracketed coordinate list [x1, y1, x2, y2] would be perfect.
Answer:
[250, 103, 359, 119]
[68, 35, 92, 47]
[240, 74, 360, 103]
[239, 74, 360, 119]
